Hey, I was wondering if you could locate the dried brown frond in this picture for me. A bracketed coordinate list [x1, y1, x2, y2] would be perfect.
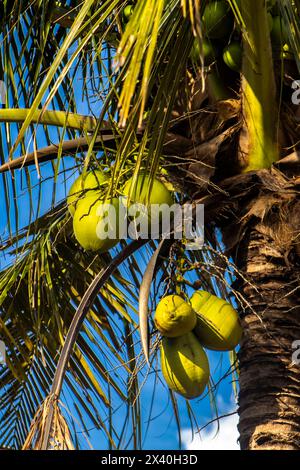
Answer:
[22, 395, 75, 451]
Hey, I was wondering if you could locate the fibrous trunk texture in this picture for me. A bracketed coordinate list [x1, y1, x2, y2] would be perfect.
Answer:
[211, 168, 300, 450]
[234, 208, 300, 449]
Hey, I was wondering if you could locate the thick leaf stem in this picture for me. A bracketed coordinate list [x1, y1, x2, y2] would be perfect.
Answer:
[0, 109, 97, 132]
[240, 0, 279, 171]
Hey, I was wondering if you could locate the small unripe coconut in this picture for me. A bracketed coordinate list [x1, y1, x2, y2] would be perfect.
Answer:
[155, 295, 196, 338]
[223, 42, 242, 72]
[123, 174, 173, 207]
[271, 16, 288, 45]
[202, 1, 233, 39]
[160, 332, 210, 399]
[190, 38, 219, 65]
[123, 174, 173, 238]
[67, 170, 108, 216]
[73, 193, 121, 252]
[123, 5, 134, 21]
[190, 290, 242, 351]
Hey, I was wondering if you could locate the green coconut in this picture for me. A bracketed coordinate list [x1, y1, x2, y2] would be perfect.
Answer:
[271, 16, 289, 45]
[67, 170, 108, 217]
[123, 4, 134, 21]
[155, 295, 197, 338]
[123, 174, 173, 238]
[190, 38, 219, 65]
[73, 193, 121, 252]
[190, 290, 242, 351]
[202, 1, 234, 39]
[223, 41, 242, 72]
[160, 332, 210, 399]
[123, 174, 173, 207]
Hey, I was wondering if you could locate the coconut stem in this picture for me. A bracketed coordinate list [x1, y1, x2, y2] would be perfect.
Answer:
[240, 0, 279, 171]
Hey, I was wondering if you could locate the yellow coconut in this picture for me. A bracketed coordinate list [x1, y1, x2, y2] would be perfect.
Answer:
[67, 170, 108, 216]
[190, 290, 242, 351]
[73, 192, 121, 252]
[123, 174, 173, 207]
[155, 295, 196, 338]
[160, 332, 210, 399]
[123, 174, 173, 238]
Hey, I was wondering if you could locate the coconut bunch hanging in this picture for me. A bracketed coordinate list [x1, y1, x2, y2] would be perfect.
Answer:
[154, 291, 242, 399]
[68, 170, 174, 253]
[189, 1, 294, 72]
[167, 0, 300, 204]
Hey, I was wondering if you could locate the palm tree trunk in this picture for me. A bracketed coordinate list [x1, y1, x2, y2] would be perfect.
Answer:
[234, 217, 300, 449]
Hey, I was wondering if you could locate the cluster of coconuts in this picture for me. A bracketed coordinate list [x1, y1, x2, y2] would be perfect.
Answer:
[190, 0, 294, 73]
[67, 170, 173, 252]
[155, 291, 242, 399]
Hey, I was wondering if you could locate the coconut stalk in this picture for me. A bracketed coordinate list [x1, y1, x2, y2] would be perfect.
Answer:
[239, 0, 279, 171]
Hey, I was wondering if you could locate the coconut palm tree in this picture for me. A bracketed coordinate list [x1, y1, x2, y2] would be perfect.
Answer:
[0, 0, 299, 450]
